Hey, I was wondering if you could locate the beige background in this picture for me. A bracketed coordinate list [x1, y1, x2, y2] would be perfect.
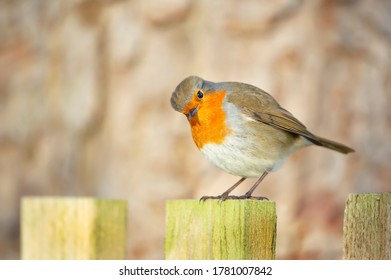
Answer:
[0, 0, 390, 259]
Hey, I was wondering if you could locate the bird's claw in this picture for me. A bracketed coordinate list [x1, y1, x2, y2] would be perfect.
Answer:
[199, 195, 269, 202]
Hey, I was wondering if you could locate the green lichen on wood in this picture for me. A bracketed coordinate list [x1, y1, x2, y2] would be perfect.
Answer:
[165, 199, 276, 260]
[21, 197, 127, 260]
[343, 193, 391, 260]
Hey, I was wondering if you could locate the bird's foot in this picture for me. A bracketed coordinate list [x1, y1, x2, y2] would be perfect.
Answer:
[226, 195, 269, 201]
[200, 194, 269, 202]
[199, 195, 226, 202]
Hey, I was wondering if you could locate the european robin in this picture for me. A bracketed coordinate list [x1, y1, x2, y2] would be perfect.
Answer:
[170, 76, 354, 200]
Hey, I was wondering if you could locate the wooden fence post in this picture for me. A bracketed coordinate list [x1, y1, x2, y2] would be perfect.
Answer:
[21, 197, 127, 260]
[343, 193, 391, 259]
[165, 200, 276, 260]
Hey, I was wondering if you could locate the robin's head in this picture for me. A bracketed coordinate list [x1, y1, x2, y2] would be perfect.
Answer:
[170, 76, 206, 118]
[171, 76, 233, 147]
[171, 76, 226, 119]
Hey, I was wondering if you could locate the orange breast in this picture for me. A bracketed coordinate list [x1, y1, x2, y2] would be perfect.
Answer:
[188, 90, 232, 149]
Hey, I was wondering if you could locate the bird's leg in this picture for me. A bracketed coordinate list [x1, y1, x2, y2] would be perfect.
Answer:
[240, 171, 269, 200]
[200, 177, 246, 202]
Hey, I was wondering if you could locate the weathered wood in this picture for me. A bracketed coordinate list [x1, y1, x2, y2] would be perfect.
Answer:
[343, 193, 391, 259]
[165, 199, 276, 260]
[21, 197, 127, 260]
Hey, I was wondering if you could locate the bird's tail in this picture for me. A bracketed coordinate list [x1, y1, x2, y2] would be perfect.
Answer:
[315, 136, 354, 154]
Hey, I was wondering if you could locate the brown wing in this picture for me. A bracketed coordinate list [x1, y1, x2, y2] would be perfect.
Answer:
[251, 110, 323, 145]
[226, 82, 323, 145]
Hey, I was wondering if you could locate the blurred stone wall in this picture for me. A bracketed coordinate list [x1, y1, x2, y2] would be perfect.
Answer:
[0, 0, 390, 259]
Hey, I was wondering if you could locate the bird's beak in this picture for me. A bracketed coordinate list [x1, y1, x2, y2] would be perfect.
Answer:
[188, 106, 198, 118]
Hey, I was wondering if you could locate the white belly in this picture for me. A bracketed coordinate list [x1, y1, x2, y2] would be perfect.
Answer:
[198, 103, 309, 178]
[200, 135, 280, 178]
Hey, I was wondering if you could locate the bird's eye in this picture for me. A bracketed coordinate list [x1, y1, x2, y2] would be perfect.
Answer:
[197, 90, 204, 99]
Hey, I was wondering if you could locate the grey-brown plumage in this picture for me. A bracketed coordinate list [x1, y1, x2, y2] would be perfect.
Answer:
[225, 83, 354, 154]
